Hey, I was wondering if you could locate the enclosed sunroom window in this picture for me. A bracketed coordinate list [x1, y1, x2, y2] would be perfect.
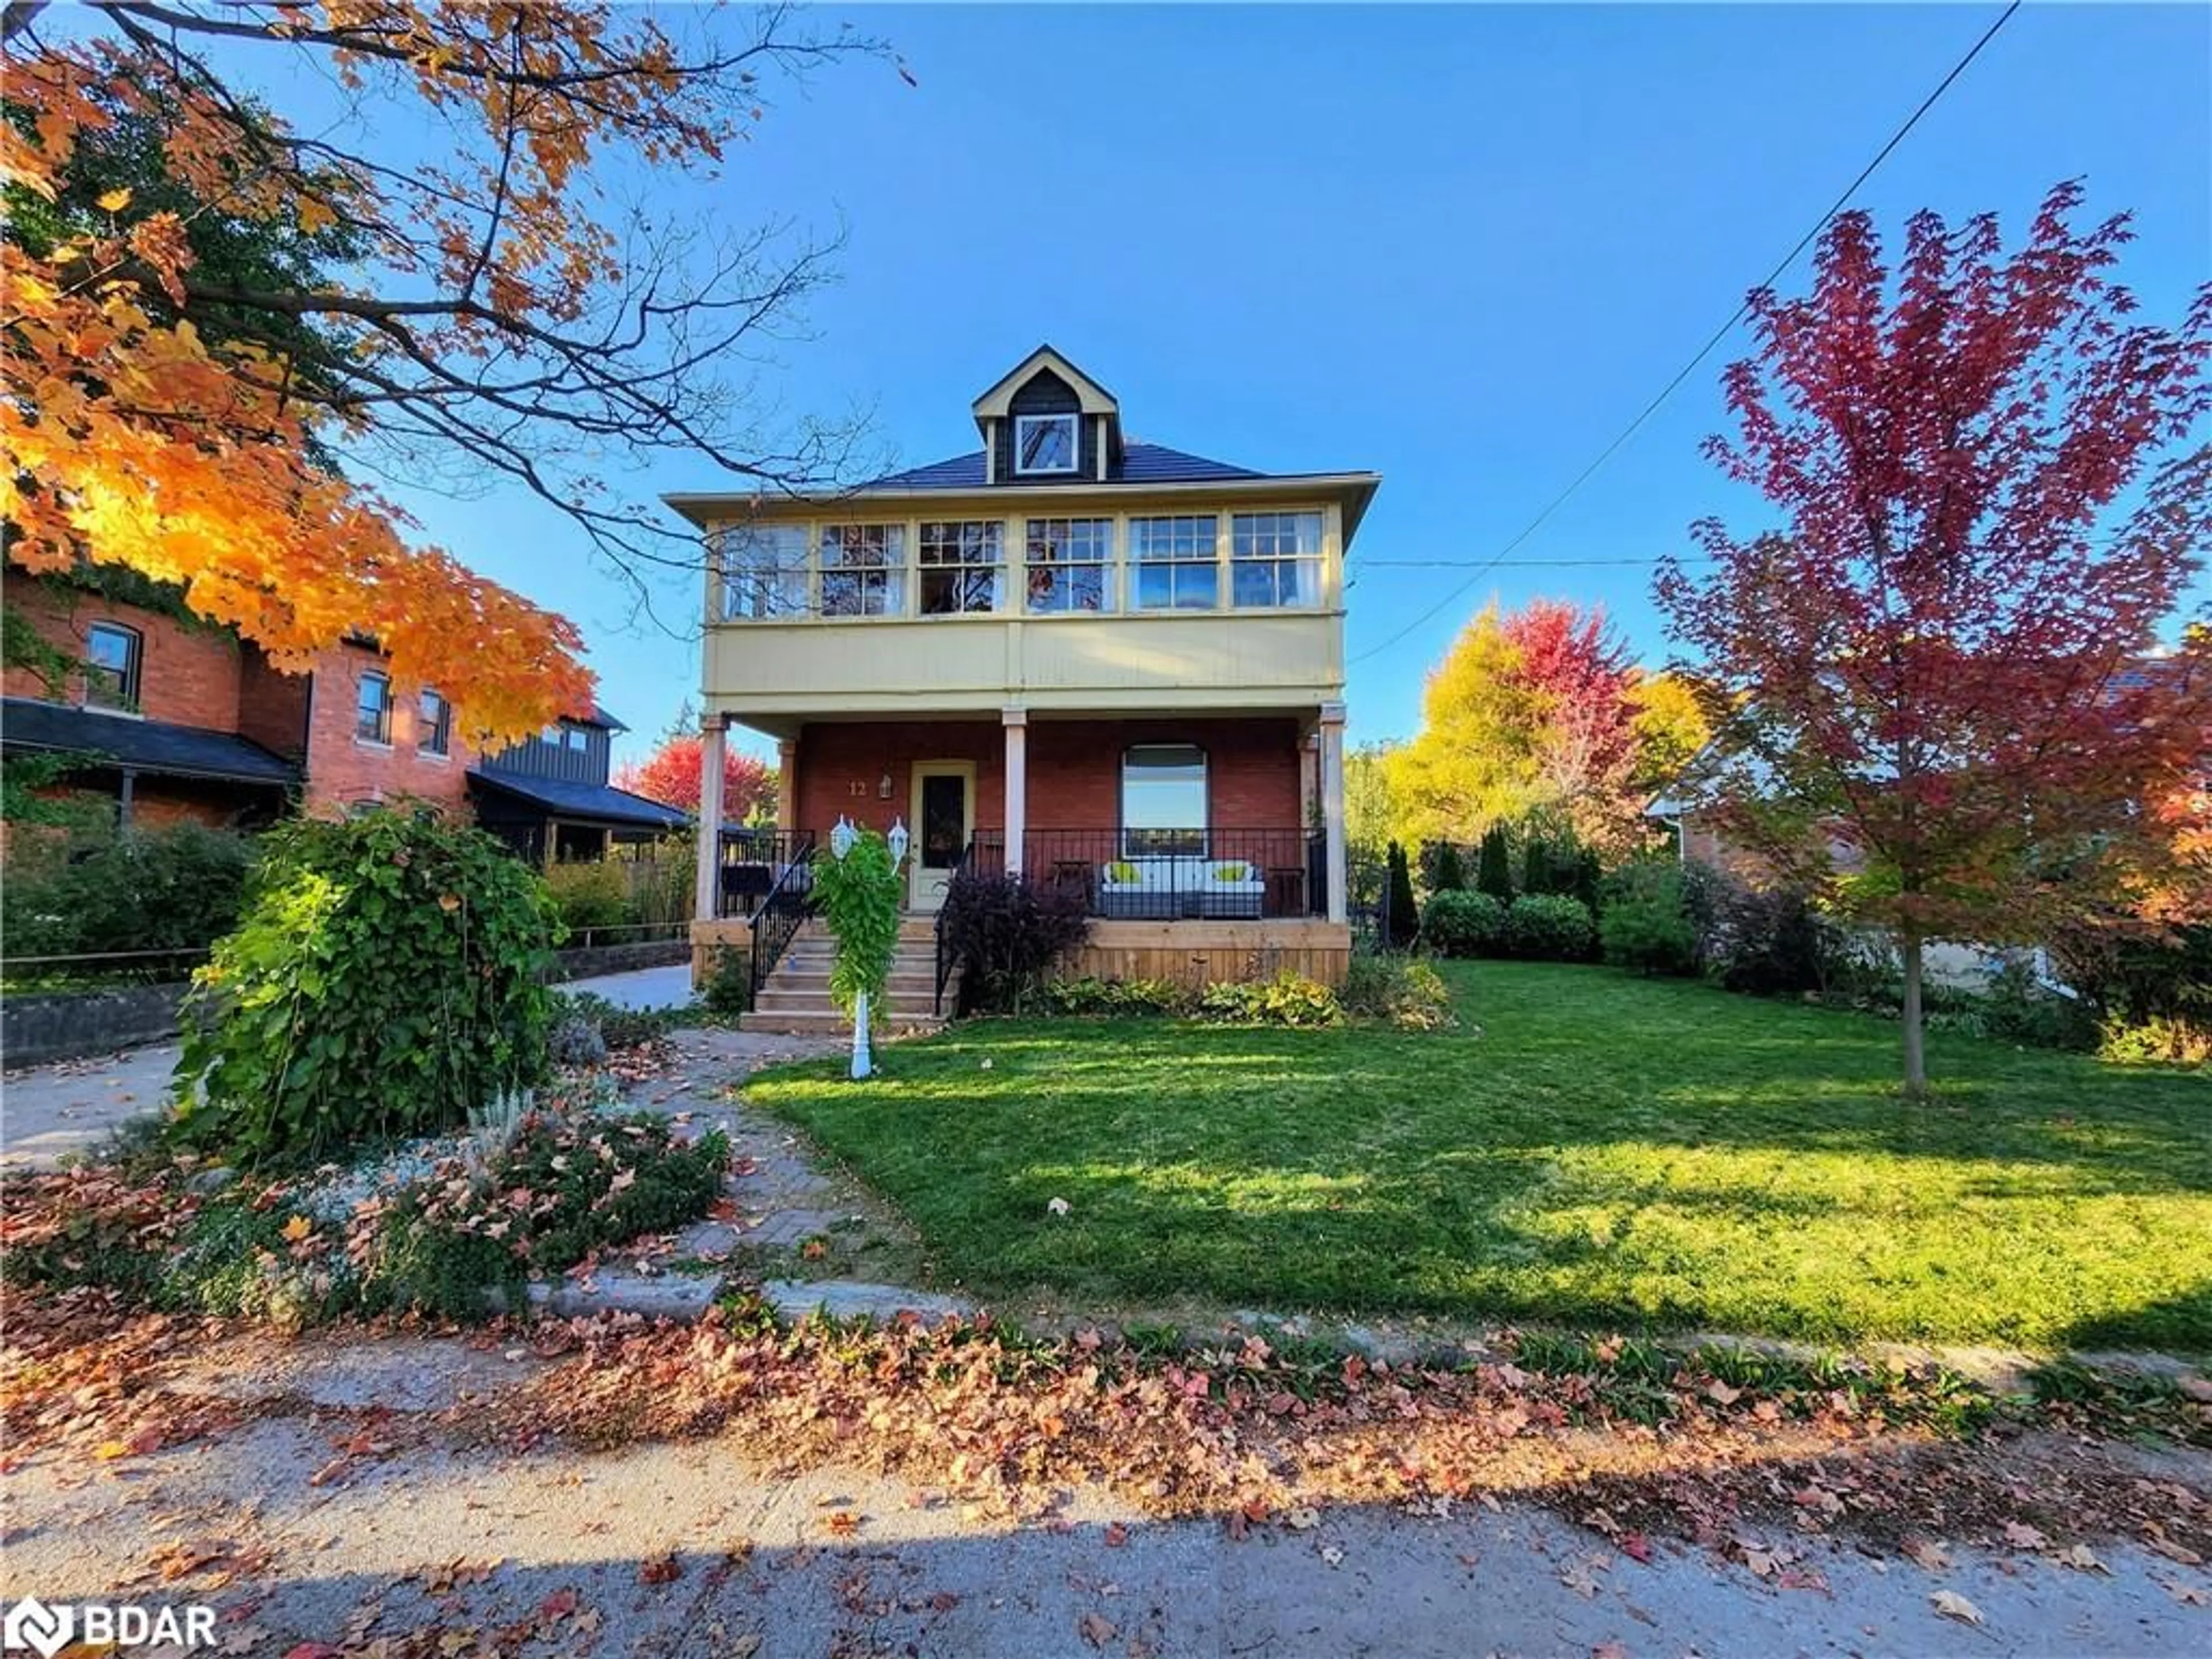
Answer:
[919, 520, 1005, 615]
[722, 524, 809, 619]
[820, 523, 906, 617]
[1024, 517, 1113, 613]
[1230, 511, 1323, 608]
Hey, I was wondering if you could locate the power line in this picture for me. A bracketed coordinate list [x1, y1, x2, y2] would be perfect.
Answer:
[1347, 0, 2023, 666]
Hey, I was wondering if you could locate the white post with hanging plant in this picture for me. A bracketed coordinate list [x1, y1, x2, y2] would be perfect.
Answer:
[820, 815, 907, 1080]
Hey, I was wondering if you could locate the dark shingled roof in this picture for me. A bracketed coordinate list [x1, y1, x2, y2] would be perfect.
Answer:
[467, 767, 689, 831]
[0, 698, 300, 786]
[866, 441, 1266, 491]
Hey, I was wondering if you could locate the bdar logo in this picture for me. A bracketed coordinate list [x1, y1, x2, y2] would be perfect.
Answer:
[2, 1597, 74, 1659]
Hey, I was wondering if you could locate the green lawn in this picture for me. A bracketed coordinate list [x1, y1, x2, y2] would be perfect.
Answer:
[747, 962, 2211, 1354]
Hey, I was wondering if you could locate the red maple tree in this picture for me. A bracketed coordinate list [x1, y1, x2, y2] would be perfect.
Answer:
[1657, 183, 2212, 1094]
[616, 733, 777, 825]
[1501, 601, 1641, 838]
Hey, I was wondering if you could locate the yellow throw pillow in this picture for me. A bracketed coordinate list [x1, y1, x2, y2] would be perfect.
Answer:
[1107, 861, 1141, 884]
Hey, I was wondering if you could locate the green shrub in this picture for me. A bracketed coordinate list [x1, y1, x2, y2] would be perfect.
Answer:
[1421, 840, 1469, 894]
[1340, 950, 1456, 1030]
[2053, 921, 2211, 1063]
[1039, 975, 1190, 1017]
[544, 859, 632, 933]
[1423, 889, 1507, 957]
[1695, 872, 1846, 997]
[1503, 893, 1597, 961]
[1195, 969, 1343, 1028]
[1475, 824, 1514, 900]
[1383, 840, 1421, 948]
[171, 808, 559, 1164]
[939, 870, 1092, 1015]
[702, 944, 751, 1016]
[1599, 863, 1699, 975]
[548, 988, 681, 1052]
[1, 821, 256, 963]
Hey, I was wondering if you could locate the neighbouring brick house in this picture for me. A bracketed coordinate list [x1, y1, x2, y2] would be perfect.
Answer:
[667, 344, 1381, 990]
[1, 573, 681, 856]
[2, 573, 468, 827]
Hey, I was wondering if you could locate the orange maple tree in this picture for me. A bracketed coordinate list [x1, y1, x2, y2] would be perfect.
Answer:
[2, 2, 881, 741]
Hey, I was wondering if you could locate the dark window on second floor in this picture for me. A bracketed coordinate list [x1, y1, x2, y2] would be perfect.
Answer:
[419, 689, 452, 756]
[356, 672, 392, 744]
[83, 622, 142, 711]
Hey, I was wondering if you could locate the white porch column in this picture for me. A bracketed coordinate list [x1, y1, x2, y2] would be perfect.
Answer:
[694, 716, 726, 922]
[1002, 706, 1028, 876]
[1318, 701, 1348, 925]
[775, 737, 798, 834]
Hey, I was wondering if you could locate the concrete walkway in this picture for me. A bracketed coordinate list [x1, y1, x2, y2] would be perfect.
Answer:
[0, 1040, 179, 1169]
[562, 961, 699, 1011]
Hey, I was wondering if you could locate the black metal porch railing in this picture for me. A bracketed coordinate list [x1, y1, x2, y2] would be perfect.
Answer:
[1014, 828, 1326, 921]
[747, 831, 816, 998]
[717, 827, 805, 919]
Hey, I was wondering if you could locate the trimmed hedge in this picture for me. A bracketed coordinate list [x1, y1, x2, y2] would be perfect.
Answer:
[1423, 889, 1507, 958]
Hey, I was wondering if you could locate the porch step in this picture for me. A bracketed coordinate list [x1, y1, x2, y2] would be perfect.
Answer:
[738, 1010, 946, 1037]
[753, 987, 941, 1017]
[766, 966, 940, 996]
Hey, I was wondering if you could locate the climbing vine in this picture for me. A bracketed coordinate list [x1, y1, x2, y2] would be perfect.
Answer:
[812, 828, 903, 1025]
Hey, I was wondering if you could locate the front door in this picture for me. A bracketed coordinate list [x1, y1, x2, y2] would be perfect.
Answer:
[908, 762, 975, 911]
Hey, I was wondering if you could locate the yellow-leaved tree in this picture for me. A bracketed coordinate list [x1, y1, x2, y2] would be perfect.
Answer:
[1385, 600, 1710, 856]
[2, 2, 884, 741]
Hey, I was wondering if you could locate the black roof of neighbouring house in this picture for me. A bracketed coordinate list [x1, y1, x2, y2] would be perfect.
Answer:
[466, 767, 689, 832]
[865, 440, 1269, 491]
[0, 698, 301, 787]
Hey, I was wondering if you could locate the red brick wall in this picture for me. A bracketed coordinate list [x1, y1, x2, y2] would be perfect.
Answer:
[300, 642, 474, 816]
[1030, 717, 1303, 834]
[791, 715, 1302, 838]
[1, 586, 243, 728]
[793, 720, 1003, 840]
[236, 650, 311, 761]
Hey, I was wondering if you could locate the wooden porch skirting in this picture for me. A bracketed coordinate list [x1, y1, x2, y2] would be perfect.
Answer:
[1066, 919, 1352, 989]
[690, 918, 751, 986]
[692, 917, 1354, 991]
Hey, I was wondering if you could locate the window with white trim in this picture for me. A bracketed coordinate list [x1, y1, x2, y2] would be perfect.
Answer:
[1024, 518, 1114, 613]
[83, 621, 141, 710]
[820, 523, 906, 618]
[1130, 515, 1219, 611]
[1013, 412, 1078, 475]
[1121, 744, 1207, 858]
[919, 520, 1005, 615]
[722, 524, 809, 619]
[1231, 511, 1324, 608]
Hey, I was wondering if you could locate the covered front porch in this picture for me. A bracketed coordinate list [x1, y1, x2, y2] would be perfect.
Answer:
[688, 705, 1352, 989]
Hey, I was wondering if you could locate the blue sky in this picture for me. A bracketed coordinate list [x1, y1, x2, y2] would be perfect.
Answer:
[207, 3, 2212, 764]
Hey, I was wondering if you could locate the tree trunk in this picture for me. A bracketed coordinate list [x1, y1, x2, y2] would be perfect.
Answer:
[1899, 931, 1928, 1099]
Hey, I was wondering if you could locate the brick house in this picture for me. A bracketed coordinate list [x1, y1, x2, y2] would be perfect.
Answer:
[1, 574, 680, 856]
[667, 346, 1380, 988]
[1, 574, 472, 826]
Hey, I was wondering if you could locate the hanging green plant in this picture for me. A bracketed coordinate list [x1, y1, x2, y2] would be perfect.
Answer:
[814, 826, 903, 1024]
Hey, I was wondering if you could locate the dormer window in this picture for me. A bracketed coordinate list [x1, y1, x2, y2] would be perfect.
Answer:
[1014, 412, 1077, 476]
